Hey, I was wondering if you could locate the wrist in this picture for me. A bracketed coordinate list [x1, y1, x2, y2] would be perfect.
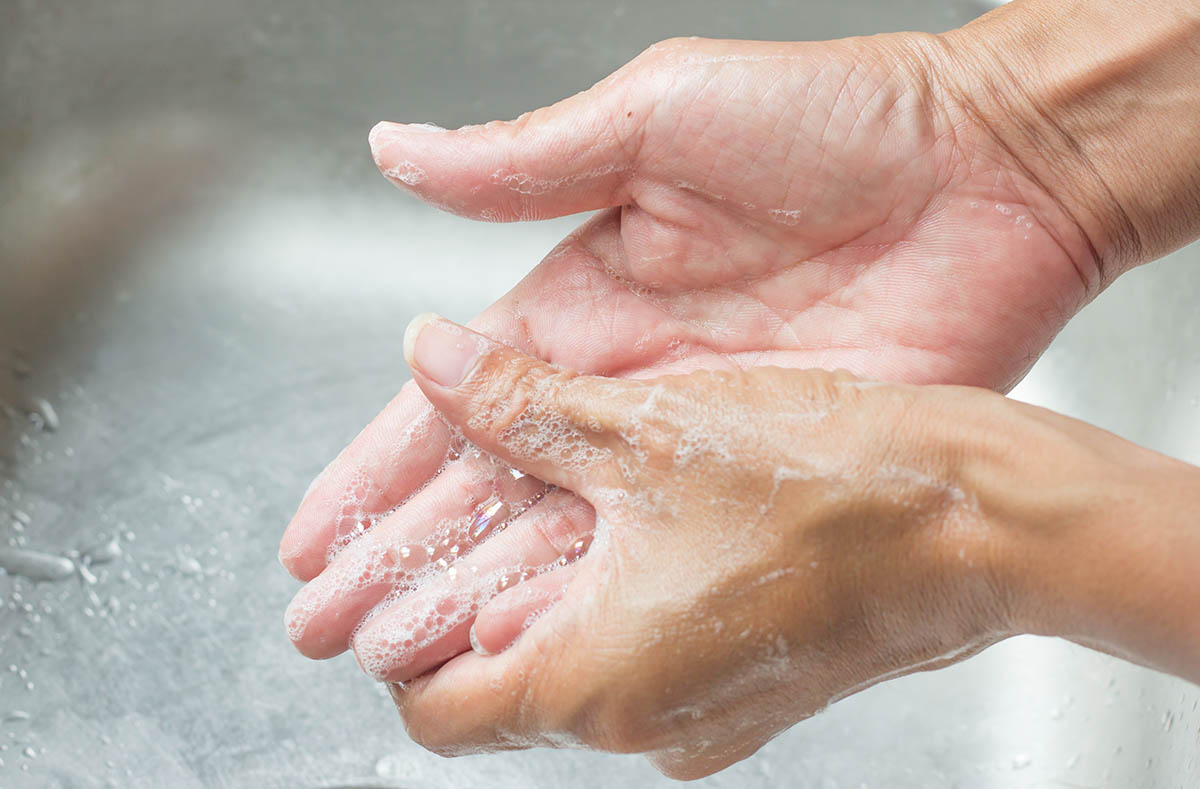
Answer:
[936, 0, 1200, 280]
[954, 392, 1200, 682]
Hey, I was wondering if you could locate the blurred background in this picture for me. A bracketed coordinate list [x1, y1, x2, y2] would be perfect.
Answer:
[1, 0, 1198, 786]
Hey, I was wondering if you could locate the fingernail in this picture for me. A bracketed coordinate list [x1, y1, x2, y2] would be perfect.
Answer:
[368, 120, 447, 157]
[404, 313, 481, 388]
[468, 622, 495, 656]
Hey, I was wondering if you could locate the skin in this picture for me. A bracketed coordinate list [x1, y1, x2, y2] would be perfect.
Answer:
[280, 0, 1200, 778]
[283, 18, 1106, 661]
[380, 315, 1200, 780]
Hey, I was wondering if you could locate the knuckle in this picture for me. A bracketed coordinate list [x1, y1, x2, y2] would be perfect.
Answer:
[528, 497, 593, 556]
[395, 682, 459, 755]
[563, 674, 658, 754]
[587, 700, 654, 754]
[400, 705, 468, 758]
[466, 354, 567, 439]
[636, 36, 697, 63]
[608, 383, 689, 467]
[519, 629, 595, 739]
[400, 707, 440, 751]
[650, 754, 720, 782]
[518, 626, 657, 755]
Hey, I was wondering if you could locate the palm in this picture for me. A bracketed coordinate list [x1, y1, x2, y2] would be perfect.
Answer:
[482, 37, 1095, 391]
[282, 35, 1096, 673]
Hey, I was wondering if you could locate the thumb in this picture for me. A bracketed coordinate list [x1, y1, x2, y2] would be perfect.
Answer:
[368, 80, 643, 221]
[402, 313, 625, 493]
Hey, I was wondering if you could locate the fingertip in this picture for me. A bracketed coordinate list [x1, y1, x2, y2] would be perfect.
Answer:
[367, 120, 395, 161]
[283, 584, 345, 660]
[403, 312, 443, 371]
[368, 121, 433, 189]
[277, 518, 325, 582]
[283, 589, 324, 658]
[277, 540, 303, 580]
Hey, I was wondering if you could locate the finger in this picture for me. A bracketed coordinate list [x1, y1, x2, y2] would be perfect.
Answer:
[470, 556, 585, 657]
[278, 214, 662, 583]
[285, 451, 545, 659]
[388, 649, 538, 756]
[402, 314, 632, 495]
[278, 381, 453, 581]
[368, 77, 645, 222]
[388, 601, 580, 757]
[278, 301, 539, 583]
[351, 489, 594, 681]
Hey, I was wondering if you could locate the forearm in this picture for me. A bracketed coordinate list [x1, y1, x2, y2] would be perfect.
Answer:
[1092, 463, 1200, 682]
[940, 0, 1200, 281]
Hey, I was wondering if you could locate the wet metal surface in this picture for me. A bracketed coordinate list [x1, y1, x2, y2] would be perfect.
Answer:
[2, 0, 1199, 786]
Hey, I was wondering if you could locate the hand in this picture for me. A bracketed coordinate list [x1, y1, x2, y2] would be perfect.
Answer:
[280, 30, 1105, 667]
[361, 316, 1200, 780]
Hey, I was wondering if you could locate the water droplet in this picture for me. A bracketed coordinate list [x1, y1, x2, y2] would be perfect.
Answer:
[21, 397, 59, 432]
[1011, 754, 1032, 770]
[470, 497, 509, 542]
[78, 563, 98, 585]
[374, 753, 403, 778]
[0, 547, 75, 582]
[562, 534, 593, 563]
[386, 544, 425, 571]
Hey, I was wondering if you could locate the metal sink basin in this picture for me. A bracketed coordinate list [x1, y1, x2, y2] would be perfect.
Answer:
[2, 1, 1198, 786]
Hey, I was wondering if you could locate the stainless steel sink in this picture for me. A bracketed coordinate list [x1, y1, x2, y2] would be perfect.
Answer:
[2, 1, 1198, 786]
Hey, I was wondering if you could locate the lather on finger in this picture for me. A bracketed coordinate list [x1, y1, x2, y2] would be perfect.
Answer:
[279, 300, 545, 583]
[351, 489, 594, 681]
[278, 381, 452, 582]
[285, 449, 545, 659]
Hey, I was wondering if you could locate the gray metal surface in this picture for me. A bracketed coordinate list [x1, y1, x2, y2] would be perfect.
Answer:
[1, 1, 1197, 786]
